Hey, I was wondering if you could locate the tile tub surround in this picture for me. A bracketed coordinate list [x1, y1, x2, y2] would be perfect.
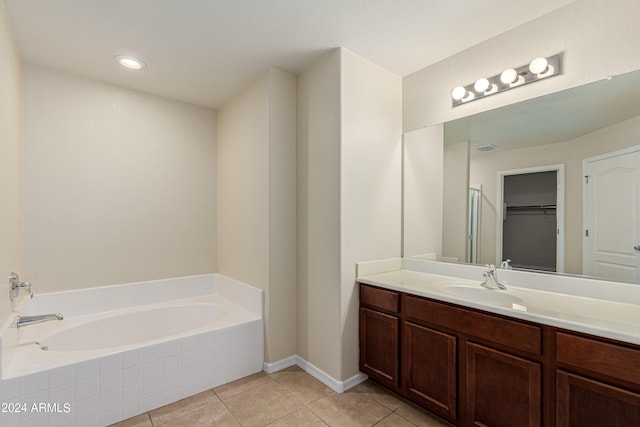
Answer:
[357, 258, 640, 346]
[110, 366, 453, 427]
[0, 274, 264, 426]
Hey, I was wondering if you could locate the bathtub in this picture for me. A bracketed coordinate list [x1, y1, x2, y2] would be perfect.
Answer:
[0, 274, 264, 426]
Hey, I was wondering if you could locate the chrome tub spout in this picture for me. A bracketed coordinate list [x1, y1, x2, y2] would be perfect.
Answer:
[16, 313, 63, 328]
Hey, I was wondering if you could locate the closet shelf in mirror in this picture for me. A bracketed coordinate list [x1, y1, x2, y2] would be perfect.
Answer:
[506, 204, 556, 210]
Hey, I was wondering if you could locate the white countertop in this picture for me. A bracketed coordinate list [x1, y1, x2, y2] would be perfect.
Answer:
[358, 268, 640, 346]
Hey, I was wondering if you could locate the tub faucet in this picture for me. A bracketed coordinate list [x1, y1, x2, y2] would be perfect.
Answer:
[481, 264, 506, 290]
[16, 313, 63, 329]
[9, 272, 33, 301]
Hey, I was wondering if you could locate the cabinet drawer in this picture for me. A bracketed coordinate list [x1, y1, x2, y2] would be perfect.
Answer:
[556, 332, 640, 384]
[404, 295, 541, 355]
[360, 284, 400, 314]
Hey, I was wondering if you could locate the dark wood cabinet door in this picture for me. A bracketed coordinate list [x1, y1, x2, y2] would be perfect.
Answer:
[402, 321, 457, 420]
[359, 307, 399, 388]
[557, 370, 640, 427]
[466, 342, 541, 427]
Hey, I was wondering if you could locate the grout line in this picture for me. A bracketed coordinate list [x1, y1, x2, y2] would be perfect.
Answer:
[127, 372, 452, 427]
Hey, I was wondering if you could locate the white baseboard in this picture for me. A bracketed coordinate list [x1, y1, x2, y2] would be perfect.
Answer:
[263, 355, 368, 393]
[263, 355, 297, 373]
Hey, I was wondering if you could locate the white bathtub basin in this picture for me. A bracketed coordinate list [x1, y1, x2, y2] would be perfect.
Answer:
[0, 273, 265, 426]
[39, 303, 224, 351]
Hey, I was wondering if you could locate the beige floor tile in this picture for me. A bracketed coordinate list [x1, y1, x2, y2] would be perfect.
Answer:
[395, 402, 454, 427]
[271, 369, 333, 404]
[157, 401, 240, 427]
[376, 412, 418, 427]
[308, 390, 393, 427]
[223, 380, 303, 427]
[269, 365, 303, 376]
[214, 371, 270, 400]
[267, 407, 328, 426]
[149, 390, 219, 426]
[348, 380, 405, 411]
[109, 413, 153, 427]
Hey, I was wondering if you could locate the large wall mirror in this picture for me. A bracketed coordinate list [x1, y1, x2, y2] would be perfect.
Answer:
[404, 69, 640, 284]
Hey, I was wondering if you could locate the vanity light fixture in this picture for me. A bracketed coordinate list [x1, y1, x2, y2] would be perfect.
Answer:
[451, 54, 561, 107]
[115, 55, 146, 70]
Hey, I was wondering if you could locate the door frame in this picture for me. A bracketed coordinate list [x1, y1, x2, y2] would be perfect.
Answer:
[496, 164, 565, 272]
[582, 145, 640, 276]
[468, 184, 482, 264]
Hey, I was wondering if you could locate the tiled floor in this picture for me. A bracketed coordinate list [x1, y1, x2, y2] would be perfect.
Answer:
[110, 366, 452, 427]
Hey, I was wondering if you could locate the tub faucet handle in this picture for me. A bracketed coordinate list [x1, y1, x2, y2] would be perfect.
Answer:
[9, 272, 34, 301]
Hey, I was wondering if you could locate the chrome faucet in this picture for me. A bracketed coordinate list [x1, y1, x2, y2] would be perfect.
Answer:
[9, 272, 34, 301]
[481, 264, 506, 290]
[16, 313, 63, 329]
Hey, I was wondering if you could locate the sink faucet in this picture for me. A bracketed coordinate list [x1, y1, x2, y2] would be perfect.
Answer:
[16, 313, 63, 328]
[9, 272, 34, 301]
[481, 264, 506, 290]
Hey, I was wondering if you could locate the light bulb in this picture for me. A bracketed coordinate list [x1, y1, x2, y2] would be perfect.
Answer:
[529, 57, 548, 75]
[474, 78, 490, 93]
[451, 86, 467, 101]
[115, 55, 146, 70]
[500, 68, 518, 84]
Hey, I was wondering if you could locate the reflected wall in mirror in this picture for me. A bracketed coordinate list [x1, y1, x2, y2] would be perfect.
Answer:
[404, 69, 640, 284]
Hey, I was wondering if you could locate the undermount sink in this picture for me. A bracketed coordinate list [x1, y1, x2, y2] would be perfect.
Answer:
[442, 285, 523, 306]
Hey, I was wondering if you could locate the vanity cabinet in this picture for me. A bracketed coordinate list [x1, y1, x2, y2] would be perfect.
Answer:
[466, 342, 541, 427]
[402, 320, 457, 419]
[403, 293, 542, 426]
[359, 282, 640, 426]
[359, 284, 544, 425]
[359, 285, 400, 389]
[555, 332, 640, 426]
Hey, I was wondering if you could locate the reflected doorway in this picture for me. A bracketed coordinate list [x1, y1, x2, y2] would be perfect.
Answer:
[583, 146, 640, 282]
[496, 165, 565, 272]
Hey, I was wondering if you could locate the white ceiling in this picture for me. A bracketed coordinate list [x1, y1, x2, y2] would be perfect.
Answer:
[3, 0, 574, 109]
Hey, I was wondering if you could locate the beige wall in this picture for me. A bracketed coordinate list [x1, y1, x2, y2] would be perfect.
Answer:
[442, 141, 469, 262]
[22, 65, 217, 292]
[297, 48, 402, 381]
[404, 0, 640, 131]
[0, 3, 22, 322]
[340, 49, 402, 379]
[267, 69, 297, 362]
[218, 72, 270, 292]
[218, 68, 297, 363]
[296, 50, 342, 379]
[469, 115, 640, 274]
[403, 126, 444, 258]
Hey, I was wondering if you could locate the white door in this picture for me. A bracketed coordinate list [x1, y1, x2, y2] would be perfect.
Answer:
[583, 148, 640, 282]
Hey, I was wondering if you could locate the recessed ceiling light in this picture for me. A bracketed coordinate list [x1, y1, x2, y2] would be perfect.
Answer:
[115, 55, 146, 70]
[476, 144, 497, 152]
